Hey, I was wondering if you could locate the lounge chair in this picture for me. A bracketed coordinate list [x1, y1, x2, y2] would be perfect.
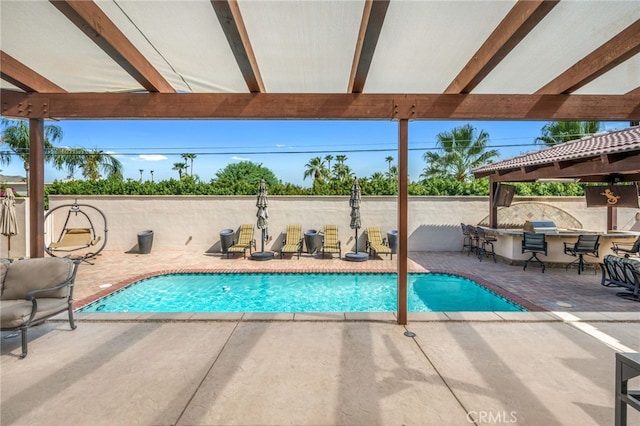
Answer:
[365, 227, 392, 259]
[48, 228, 101, 252]
[47, 228, 102, 264]
[321, 225, 341, 258]
[611, 237, 640, 258]
[226, 224, 256, 259]
[280, 224, 303, 259]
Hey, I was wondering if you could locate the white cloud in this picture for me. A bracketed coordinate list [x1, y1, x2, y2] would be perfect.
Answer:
[106, 151, 126, 158]
[276, 144, 287, 148]
[137, 154, 168, 161]
[231, 155, 251, 161]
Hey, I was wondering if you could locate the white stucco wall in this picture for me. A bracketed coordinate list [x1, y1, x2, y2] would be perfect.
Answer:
[44, 195, 639, 254]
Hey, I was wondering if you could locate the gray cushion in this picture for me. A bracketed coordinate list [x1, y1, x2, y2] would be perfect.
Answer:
[0, 258, 11, 297]
[0, 298, 69, 328]
[1, 257, 75, 300]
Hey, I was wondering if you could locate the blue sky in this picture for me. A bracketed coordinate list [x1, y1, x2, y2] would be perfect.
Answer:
[1, 119, 630, 187]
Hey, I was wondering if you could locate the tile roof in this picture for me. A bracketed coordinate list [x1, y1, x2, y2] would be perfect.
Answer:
[473, 126, 640, 175]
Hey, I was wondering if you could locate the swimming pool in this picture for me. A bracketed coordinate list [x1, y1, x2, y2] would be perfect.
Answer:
[78, 272, 525, 313]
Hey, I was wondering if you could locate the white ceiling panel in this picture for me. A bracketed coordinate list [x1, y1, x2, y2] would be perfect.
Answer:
[0, 0, 140, 92]
[103, 0, 248, 93]
[0, 0, 637, 100]
[574, 53, 640, 95]
[238, 0, 364, 93]
[365, 1, 516, 93]
[473, 0, 640, 94]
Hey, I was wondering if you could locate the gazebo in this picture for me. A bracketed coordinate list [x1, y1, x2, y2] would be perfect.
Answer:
[472, 126, 640, 231]
[1, 1, 639, 324]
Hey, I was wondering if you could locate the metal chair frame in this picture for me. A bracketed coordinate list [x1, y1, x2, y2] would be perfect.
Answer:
[521, 232, 547, 272]
[564, 234, 600, 274]
[476, 227, 497, 263]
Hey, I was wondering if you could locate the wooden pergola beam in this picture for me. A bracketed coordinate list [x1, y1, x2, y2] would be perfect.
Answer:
[50, 0, 175, 93]
[210, 0, 264, 93]
[536, 19, 640, 94]
[2, 90, 639, 120]
[348, 0, 390, 94]
[446, 0, 558, 94]
[0, 51, 67, 93]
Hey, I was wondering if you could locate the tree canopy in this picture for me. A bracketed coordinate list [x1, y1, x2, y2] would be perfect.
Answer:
[214, 161, 279, 194]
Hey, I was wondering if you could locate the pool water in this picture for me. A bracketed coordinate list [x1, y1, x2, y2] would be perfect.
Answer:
[79, 272, 525, 313]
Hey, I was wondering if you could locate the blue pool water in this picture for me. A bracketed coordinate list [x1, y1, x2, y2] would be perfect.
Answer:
[79, 272, 525, 313]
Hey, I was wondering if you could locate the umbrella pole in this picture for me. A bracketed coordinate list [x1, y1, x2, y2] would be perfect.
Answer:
[261, 229, 265, 252]
[355, 228, 358, 253]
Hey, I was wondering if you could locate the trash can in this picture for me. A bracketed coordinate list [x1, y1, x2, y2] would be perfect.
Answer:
[304, 229, 322, 254]
[220, 229, 235, 254]
[137, 230, 154, 254]
[387, 230, 398, 254]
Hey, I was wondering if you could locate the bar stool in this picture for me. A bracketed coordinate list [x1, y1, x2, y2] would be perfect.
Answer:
[564, 234, 600, 274]
[465, 225, 480, 256]
[521, 232, 547, 272]
[461, 223, 474, 254]
[476, 227, 497, 262]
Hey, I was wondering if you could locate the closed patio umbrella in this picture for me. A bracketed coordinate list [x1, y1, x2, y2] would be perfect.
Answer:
[252, 178, 274, 260]
[0, 188, 18, 258]
[349, 177, 361, 252]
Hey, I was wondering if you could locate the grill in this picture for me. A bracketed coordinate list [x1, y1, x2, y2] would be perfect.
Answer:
[523, 220, 558, 233]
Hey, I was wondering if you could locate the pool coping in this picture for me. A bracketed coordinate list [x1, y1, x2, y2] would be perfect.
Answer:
[73, 267, 545, 315]
[53, 311, 639, 323]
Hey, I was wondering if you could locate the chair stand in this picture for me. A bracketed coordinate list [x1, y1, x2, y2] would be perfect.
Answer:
[523, 252, 545, 273]
[565, 254, 596, 275]
[477, 240, 496, 263]
[467, 237, 479, 256]
[462, 235, 474, 254]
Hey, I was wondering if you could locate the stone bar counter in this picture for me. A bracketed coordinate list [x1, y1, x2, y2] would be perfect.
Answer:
[481, 227, 639, 268]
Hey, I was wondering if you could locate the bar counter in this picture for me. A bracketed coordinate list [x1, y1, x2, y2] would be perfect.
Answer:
[480, 227, 639, 267]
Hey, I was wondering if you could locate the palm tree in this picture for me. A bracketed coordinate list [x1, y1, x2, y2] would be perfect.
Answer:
[324, 154, 334, 172]
[54, 147, 122, 181]
[385, 156, 394, 172]
[303, 157, 327, 182]
[172, 162, 187, 179]
[0, 118, 63, 194]
[182, 153, 197, 176]
[79, 149, 123, 181]
[139, 169, 144, 182]
[535, 121, 601, 146]
[53, 147, 85, 180]
[336, 154, 347, 165]
[150, 170, 155, 182]
[386, 165, 398, 180]
[370, 172, 385, 181]
[421, 124, 498, 182]
[333, 163, 354, 182]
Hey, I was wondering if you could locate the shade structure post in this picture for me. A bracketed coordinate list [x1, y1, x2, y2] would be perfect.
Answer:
[29, 118, 45, 258]
[397, 119, 408, 325]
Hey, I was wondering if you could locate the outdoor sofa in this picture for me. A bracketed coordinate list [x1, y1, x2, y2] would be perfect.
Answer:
[0, 257, 81, 358]
[601, 255, 640, 301]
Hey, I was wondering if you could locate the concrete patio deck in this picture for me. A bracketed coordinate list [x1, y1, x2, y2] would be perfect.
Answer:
[2, 250, 639, 425]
